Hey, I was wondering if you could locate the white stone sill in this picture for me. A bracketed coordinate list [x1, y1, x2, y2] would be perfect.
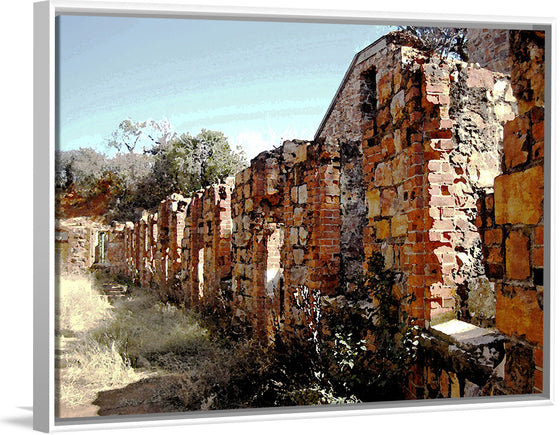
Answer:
[428, 319, 503, 347]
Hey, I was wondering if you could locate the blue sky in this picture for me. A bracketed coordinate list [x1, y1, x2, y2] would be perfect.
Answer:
[57, 15, 393, 159]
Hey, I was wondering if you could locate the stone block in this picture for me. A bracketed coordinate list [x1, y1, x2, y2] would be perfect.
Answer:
[503, 116, 529, 169]
[392, 154, 407, 184]
[506, 230, 531, 280]
[366, 189, 381, 218]
[299, 227, 309, 245]
[466, 67, 494, 88]
[390, 90, 406, 122]
[289, 227, 299, 246]
[494, 166, 544, 225]
[391, 214, 408, 237]
[450, 372, 461, 398]
[496, 285, 543, 346]
[381, 188, 398, 216]
[375, 219, 391, 240]
[293, 206, 304, 226]
[374, 161, 393, 186]
[378, 73, 393, 104]
[298, 185, 308, 204]
[293, 249, 305, 265]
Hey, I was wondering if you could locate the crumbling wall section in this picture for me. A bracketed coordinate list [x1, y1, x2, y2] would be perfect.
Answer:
[181, 191, 202, 307]
[467, 28, 511, 74]
[415, 29, 545, 399]
[105, 222, 126, 275]
[475, 30, 546, 394]
[194, 181, 234, 310]
[57, 29, 546, 401]
[231, 156, 283, 336]
[230, 139, 341, 339]
[55, 217, 108, 275]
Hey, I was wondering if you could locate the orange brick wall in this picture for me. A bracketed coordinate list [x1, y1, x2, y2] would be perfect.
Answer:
[475, 30, 545, 394]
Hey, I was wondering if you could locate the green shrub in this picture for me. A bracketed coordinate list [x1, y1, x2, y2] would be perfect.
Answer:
[266, 253, 420, 404]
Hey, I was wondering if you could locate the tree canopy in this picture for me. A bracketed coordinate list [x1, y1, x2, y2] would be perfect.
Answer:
[107, 118, 177, 153]
[56, 123, 247, 222]
[150, 129, 247, 195]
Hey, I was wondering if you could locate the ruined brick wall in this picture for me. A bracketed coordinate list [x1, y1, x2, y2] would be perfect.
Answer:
[182, 181, 233, 310]
[230, 140, 341, 339]
[467, 28, 511, 74]
[58, 29, 546, 401]
[181, 191, 202, 307]
[105, 222, 127, 275]
[476, 30, 546, 395]
[415, 29, 546, 399]
[317, 35, 516, 328]
[314, 29, 543, 399]
[423, 61, 515, 326]
[55, 217, 108, 275]
[317, 34, 416, 285]
[102, 184, 233, 308]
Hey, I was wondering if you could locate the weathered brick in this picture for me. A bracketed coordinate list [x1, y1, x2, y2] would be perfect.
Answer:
[503, 116, 530, 168]
[391, 214, 408, 237]
[494, 166, 544, 225]
[484, 229, 503, 246]
[506, 230, 531, 280]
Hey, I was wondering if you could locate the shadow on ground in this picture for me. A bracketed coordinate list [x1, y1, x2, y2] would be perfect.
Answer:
[92, 374, 189, 416]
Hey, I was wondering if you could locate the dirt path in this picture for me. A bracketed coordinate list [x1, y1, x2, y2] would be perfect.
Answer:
[92, 375, 189, 416]
[56, 403, 100, 419]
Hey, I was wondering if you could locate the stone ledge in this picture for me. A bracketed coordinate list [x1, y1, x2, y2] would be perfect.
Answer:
[420, 320, 506, 391]
[430, 319, 504, 348]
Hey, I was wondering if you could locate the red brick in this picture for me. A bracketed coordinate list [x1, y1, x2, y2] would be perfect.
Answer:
[535, 226, 544, 245]
[484, 229, 503, 245]
[506, 230, 531, 280]
[533, 247, 544, 268]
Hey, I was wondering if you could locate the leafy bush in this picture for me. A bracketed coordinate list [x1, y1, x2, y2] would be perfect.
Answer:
[267, 253, 420, 404]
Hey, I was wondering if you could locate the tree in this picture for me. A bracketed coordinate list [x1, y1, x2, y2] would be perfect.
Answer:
[398, 26, 468, 61]
[150, 129, 247, 196]
[56, 128, 247, 222]
[107, 118, 177, 153]
[55, 148, 109, 191]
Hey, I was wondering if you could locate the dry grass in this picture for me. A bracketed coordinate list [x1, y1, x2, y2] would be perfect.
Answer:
[56, 275, 113, 335]
[55, 275, 147, 412]
[55, 274, 274, 415]
[57, 338, 145, 409]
